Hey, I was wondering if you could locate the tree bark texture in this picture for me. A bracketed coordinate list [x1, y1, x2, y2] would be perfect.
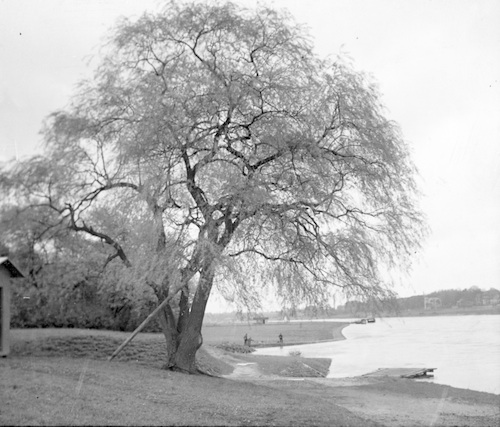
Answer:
[157, 266, 215, 373]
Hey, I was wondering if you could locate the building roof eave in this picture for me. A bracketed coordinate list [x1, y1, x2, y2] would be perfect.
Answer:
[0, 257, 24, 278]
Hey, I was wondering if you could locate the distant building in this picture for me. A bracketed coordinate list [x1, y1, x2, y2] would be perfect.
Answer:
[481, 289, 500, 306]
[1, 257, 24, 357]
[424, 297, 441, 310]
[253, 316, 269, 324]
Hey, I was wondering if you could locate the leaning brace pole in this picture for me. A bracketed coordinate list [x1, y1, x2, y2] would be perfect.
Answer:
[108, 292, 176, 361]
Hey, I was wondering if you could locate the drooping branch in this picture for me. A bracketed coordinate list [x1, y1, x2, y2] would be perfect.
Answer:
[66, 204, 132, 267]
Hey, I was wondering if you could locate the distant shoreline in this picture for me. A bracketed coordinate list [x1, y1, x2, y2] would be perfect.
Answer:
[276, 306, 500, 323]
[205, 305, 500, 326]
[375, 305, 500, 318]
[252, 321, 349, 349]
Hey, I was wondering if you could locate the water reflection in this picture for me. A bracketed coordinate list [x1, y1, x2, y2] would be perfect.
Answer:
[255, 315, 500, 395]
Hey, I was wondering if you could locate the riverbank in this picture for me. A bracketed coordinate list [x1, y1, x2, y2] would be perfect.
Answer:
[8, 324, 346, 378]
[2, 328, 499, 426]
[202, 319, 349, 348]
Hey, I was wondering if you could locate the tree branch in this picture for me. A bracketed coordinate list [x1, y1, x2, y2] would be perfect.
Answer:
[67, 204, 132, 267]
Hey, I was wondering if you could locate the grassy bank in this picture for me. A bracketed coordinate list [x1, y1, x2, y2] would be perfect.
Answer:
[1, 356, 371, 426]
[202, 320, 348, 347]
[11, 319, 348, 349]
[9, 323, 346, 377]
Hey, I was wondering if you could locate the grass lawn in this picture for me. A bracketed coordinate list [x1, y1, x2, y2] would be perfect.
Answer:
[1, 326, 367, 426]
[1, 356, 370, 426]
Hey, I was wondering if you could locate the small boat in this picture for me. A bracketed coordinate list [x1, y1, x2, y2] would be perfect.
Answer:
[367, 317, 376, 323]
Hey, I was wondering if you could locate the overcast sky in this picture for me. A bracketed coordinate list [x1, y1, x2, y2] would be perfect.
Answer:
[1, 0, 499, 300]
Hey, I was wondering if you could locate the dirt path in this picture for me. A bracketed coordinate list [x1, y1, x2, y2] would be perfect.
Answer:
[224, 362, 263, 379]
[204, 345, 330, 379]
[204, 346, 273, 380]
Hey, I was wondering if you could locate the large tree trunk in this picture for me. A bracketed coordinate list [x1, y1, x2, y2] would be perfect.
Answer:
[155, 217, 229, 373]
[157, 268, 214, 374]
[158, 302, 180, 369]
[173, 268, 214, 372]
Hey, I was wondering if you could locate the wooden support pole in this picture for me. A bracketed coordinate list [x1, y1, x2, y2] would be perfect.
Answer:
[108, 294, 175, 361]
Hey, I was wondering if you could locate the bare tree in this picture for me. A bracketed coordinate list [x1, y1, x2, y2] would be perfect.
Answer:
[0, 1, 425, 373]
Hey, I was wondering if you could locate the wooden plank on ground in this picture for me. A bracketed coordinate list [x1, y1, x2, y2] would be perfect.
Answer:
[363, 368, 436, 378]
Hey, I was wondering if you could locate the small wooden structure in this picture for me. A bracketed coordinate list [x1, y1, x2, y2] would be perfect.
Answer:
[253, 316, 269, 325]
[363, 367, 436, 378]
[0, 257, 24, 357]
[424, 297, 442, 310]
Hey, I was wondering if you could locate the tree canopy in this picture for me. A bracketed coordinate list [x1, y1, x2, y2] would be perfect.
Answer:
[0, 1, 425, 372]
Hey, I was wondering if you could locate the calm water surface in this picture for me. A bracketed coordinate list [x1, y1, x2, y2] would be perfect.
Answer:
[256, 315, 500, 395]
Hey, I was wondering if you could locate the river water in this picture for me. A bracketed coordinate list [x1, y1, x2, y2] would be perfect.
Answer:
[255, 315, 500, 395]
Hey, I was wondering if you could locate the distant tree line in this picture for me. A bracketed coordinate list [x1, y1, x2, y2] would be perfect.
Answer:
[286, 287, 500, 318]
[394, 287, 500, 311]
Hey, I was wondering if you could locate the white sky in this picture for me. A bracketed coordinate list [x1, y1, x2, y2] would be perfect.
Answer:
[1, 0, 499, 300]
